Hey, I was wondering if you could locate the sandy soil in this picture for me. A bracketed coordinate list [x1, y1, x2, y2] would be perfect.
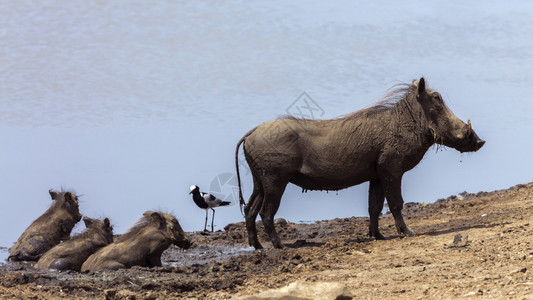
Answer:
[1, 182, 532, 299]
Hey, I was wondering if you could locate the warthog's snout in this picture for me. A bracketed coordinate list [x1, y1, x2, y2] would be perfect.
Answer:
[460, 130, 485, 153]
[466, 119, 485, 150]
[176, 239, 192, 249]
[453, 119, 485, 153]
[475, 137, 485, 150]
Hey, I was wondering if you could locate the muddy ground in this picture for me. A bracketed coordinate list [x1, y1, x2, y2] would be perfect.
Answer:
[1, 182, 532, 299]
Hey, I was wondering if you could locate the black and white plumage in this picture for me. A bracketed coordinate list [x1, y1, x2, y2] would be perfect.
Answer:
[189, 185, 231, 232]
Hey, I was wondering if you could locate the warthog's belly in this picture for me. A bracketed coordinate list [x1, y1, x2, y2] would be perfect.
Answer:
[290, 171, 375, 191]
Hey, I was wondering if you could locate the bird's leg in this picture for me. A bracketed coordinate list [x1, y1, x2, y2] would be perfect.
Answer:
[204, 210, 208, 232]
[211, 208, 215, 232]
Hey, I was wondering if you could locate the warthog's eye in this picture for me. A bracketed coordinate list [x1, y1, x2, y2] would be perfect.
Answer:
[432, 94, 444, 104]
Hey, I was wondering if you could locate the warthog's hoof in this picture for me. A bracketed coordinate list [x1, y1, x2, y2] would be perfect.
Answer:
[401, 229, 416, 237]
[369, 228, 387, 240]
[374, 233, 387, 240]
[251, 240, 263, 250]
[272, 241, 285, 249]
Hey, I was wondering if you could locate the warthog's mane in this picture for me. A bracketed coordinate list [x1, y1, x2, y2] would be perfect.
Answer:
[70, 218, 112, 241]
[116, 216, 152, 242]
[341, 82, 417, 120]
[279, 82, 418, 122]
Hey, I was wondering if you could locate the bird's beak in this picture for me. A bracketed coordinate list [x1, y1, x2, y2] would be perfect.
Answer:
[189, 191, 193, 194]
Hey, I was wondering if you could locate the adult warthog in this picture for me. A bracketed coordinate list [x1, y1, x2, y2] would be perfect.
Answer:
[81, 211, 191, 272]
[235, 78, 485, 249]
[34, 217, 113, 271]
[9, 190, 82, 261]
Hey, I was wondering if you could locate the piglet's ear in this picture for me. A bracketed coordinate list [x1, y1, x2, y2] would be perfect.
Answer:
[83, 216, 94, 227]
[65, 192, 76, 203]
[417, 77, 426, 95]
[49, 189, 58, 200]
[150, 212, 166, 229]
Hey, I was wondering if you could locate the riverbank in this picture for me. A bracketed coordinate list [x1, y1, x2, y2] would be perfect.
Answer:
[1, 182, 532, 299]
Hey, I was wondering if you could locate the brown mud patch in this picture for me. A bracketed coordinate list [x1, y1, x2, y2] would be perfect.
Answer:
[1, 183, 533, 299]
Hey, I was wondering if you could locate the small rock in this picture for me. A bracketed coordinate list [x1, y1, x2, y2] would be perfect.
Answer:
[231, 232, 242, 240]
[275, 218, 288, 226]
[104, 289, 117, 298]
[452, 234, 469, 247]
[235, 280, 352, 300]
[224, 223, 240, 231]
[141, 282, 159, 290]
[307, 231, 318, 238]
[453, 234, 462, 244]
[501, 277, 512, 286]
[509, 267, 527, 275]
[465, 291, 477, 297]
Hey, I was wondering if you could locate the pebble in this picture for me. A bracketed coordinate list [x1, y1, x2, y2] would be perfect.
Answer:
[452, 234, 469, 247]
[274, 218, 288, 226]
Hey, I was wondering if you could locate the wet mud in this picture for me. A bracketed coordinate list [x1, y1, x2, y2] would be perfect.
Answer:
[1, 183, 532, 299]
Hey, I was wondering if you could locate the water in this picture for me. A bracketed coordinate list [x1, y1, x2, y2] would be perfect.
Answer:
[0, 247, 8, 263]
[1, 1, 532, 248]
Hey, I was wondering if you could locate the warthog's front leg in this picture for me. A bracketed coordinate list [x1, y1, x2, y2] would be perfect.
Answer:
[378, 171, 415, 237]
[148, 254, 163, 267]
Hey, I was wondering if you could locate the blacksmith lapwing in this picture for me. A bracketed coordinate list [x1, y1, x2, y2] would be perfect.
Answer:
[189, 185, 231, 232]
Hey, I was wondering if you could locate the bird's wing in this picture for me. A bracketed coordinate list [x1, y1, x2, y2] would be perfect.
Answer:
[192, 193, 208, 209]
[201, 192, 224, 207]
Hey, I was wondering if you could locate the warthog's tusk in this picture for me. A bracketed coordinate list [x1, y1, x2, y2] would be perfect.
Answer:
[467, 119, 472, 138]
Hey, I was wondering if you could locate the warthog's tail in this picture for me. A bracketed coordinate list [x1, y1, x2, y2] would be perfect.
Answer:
[235, 127, 257, 216]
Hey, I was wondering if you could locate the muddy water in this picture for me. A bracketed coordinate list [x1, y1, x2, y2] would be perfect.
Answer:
[163, 244, 255, 267]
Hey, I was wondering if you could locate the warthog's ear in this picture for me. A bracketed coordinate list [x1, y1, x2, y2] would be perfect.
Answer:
[104, 218, 111, 228]
[149, 212, 166, 229]
[83, 216, 94, 227]
[65, 192, 79, 203]
[417, 77, 426, 95]
[143, 211, 155, 218]
[49, 189, 58, 200]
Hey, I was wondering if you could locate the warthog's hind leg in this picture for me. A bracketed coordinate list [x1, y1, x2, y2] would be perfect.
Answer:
[49, 258, 75, 271]
[245, 178, 264, 249]
[368, 179, 386, 240]
[260, 180, 288, 249]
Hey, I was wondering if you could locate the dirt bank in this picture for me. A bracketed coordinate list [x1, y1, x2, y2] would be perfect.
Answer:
[1, 183, 532, 299]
